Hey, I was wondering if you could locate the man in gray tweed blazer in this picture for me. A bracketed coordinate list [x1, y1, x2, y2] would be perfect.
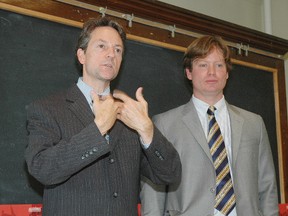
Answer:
[140, 35, 278, 216]
[25, 17, 181, 216]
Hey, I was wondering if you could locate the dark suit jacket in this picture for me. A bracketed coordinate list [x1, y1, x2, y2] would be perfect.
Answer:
[140, 100, 278, 216]
[25, 84, 181, 216]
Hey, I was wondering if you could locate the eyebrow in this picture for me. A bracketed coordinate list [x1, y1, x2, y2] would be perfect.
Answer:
[195, 59, 225, 62]
[97, 39, 123, 48]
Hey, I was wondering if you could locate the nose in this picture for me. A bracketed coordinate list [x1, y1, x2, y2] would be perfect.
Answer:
[106, 46, 115, 58]
[208, 65, 216, 75]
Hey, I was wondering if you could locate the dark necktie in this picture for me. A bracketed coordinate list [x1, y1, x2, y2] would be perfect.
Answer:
[207, 106, 236, 215]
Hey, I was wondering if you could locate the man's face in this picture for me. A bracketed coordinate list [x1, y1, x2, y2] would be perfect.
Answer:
[77, 26, 123, 87]
[186, 48, 228, 101]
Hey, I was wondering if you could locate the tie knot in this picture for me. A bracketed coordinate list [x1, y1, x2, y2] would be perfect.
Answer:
[207, 106, 216, 116]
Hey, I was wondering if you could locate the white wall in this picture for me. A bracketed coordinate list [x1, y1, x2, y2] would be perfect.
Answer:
[271, 0, 288, 40]
[159, 0, 288, 40]
[159, 0, 264, 33]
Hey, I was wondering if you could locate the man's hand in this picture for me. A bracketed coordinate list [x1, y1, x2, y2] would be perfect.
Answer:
[91, 91, 120, 135]
[113, 87, 153, 144]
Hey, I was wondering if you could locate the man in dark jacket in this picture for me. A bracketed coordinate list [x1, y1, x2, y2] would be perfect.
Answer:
[25, 17, 181, 216]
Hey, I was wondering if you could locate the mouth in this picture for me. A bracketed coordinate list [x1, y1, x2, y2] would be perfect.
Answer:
[206, 79, 217, 84]
[102, 63, 113, 68]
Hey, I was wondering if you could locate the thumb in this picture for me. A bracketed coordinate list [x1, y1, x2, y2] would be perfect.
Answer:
[135, 87, 146, 103]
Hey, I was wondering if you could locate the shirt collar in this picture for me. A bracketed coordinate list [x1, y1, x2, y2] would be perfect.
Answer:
[76, 77, 110, 106]
[192, 95, 226, 116]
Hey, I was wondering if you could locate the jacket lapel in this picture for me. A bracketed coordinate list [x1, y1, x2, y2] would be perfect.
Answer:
[66, 84, 125, 150]
[182, 101, 244, 168]
[66, 84, 94, 127]
[227, 104, 244, 168]
[182, 101, 213, 163]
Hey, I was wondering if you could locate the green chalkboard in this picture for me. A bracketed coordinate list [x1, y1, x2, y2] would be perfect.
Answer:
[0, 9, 279, 203]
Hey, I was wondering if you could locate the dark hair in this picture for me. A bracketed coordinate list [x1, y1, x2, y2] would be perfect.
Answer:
[76, 17, 126, 54]
[183, 35, 232, 73]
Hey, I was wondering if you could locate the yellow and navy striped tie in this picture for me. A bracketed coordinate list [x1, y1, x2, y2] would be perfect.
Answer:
[207, 106, 236, 215]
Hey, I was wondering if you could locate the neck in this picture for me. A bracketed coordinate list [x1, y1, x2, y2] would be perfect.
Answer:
[82, 77, 110, 94]
[193, 92, 223, 106]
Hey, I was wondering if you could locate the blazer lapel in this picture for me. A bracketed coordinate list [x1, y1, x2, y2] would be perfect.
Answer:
[227, 104, 244, 168]
[65, 84, 123, 150]
[182, 101, 213, 163]
[66, 84, 94, 127]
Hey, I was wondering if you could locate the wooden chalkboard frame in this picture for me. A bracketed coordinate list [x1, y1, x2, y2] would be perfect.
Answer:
[0, 0, 287, 203]
[231, 59, 284, 199]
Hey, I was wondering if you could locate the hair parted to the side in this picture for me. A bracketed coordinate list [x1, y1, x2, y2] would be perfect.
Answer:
[183, 35, 232, 73]
[76, 17, 126, 55]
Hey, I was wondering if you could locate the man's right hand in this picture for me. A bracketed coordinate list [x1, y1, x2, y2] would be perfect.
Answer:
[91, 90, 120, 135]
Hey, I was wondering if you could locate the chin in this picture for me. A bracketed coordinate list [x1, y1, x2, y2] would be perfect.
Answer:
[101, 71, 117, 78]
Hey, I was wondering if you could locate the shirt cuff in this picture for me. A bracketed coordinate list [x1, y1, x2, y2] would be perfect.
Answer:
[139, 136, 151, 149]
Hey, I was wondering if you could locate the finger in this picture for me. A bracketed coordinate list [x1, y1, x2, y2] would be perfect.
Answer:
[115, 100, 123, 109]
[90, 90, 100, 105]
[101, 93, 113, 101]
[113, 89, 131, 102]
[135, 87, 146, 103]
[116, 113, 122, 121]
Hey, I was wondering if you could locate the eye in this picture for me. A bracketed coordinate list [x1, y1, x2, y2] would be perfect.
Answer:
[115, 47, 123, 55]
[216, 63, 224, 68]
[199, 63, 208, 68]
[97, 43, 106, 49]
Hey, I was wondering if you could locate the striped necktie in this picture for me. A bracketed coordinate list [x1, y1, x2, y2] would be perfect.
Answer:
[207, 106, 236, 215]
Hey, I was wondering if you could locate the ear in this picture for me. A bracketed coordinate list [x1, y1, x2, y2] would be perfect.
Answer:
[77, 48, 85, 65]
[185, 68, 192, 80]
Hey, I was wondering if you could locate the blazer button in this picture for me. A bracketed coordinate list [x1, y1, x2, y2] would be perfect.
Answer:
[113, 192, 118, 198]
[109, 158, 115, 164]
[92, 147, 98, 152]
[155, 150, 164, 160]
[210, 187, 216, 193]
[155, 150, 160, 156]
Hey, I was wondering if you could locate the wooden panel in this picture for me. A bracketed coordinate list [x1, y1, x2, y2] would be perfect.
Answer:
[1, 0, 288, 55]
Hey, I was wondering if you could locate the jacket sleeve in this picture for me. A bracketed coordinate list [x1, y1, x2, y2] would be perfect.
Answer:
[258, 118, 279, 216]
[25, 101, 111, 185]
[140, 125, 182, 185]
